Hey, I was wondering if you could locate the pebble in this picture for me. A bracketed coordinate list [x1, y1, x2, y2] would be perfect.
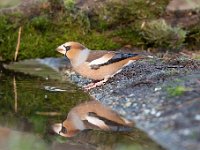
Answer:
[142, 103, 146, 107]
[154, 87, 162, 91]
[151, 109, 156, 115]
[155, 111, 161, 117]
[194, 114, 200, 121]
[133, 103, 138, 107]
[181, 129, 191, 136]
[128, 93, 135, 97]
[144, 109, 150, 114]
[119, 110, 126, 115]
[125, 102, 132, 107]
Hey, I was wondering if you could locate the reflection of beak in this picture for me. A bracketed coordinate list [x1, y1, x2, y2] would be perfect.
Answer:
[56, 46, 66, 55]
[52, 123, 68, 137]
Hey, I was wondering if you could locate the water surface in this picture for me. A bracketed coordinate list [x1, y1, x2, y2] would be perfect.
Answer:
[0, 64, 164, 150]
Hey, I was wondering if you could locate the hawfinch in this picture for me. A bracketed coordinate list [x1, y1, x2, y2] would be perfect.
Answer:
[56, 41, 143, 89]
[52, 100, 134, 137]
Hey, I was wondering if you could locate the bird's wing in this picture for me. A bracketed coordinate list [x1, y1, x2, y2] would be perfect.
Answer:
[86, 50, 115, 62]
[86, 112, 131, 131]
[88, 52, 139, 70]
[88, 112, 125, 126]
[85, 115, 110, 130]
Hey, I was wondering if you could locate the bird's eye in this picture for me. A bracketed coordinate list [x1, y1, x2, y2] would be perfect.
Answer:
[63, 45, 71, 51]
[60, 126, 67, 134]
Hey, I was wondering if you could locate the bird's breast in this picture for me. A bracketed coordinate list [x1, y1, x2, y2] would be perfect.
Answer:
[73, 63, 117, 80]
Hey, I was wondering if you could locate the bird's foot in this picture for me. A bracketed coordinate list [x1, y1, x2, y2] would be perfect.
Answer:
[83, 80, 107, 90]
[83, 82, 96, 90]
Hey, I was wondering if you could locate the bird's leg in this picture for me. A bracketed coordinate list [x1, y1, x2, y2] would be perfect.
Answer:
[83, 82, 95, 88]
[84, 76, 110, 90]
[83, 80, 99, 89]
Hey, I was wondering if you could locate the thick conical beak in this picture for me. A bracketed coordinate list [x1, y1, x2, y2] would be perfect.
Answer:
[52, 123, 68, 137]
[56, 46, 66, 55]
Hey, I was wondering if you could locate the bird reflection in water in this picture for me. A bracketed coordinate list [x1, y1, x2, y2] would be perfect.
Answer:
[52, 100, 134, 137]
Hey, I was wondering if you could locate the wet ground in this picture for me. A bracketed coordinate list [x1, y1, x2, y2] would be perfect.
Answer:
[69, 57, 200, 150]
[0, 62, 164, 150]
[71, 57, 200, 150]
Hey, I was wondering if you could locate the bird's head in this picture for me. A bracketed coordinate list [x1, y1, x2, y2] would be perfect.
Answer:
[56, 42, 90, 66]
[52, 121, 79, 137]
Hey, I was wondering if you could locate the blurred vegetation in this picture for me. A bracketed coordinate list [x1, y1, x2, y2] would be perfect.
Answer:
[166, 85, 192, 97]
[186, 25, 200, 50]
[0, 0, 199, 61]
[140, 19, 186, 50]
[0, 0, 21, 8]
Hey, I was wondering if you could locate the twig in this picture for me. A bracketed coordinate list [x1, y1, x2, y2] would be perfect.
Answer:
[131, 80, 154, 87]
[35, 112, 62, 116]
[13, 76, 17, 113]
[14, 26, 22, 61]
[155, 65, 184, 69]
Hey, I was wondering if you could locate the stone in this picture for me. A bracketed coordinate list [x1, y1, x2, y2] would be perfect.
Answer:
[166, 0, 200, 12]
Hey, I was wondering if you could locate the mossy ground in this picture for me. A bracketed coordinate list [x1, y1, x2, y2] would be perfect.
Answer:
[166, 85, 192, 97]
[0, 13, 121, 60]
[186, 24, 200, 50]
[0, 0, 199, 61]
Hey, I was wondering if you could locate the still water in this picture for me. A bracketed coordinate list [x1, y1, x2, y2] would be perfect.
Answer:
[0, 64, 164, 150]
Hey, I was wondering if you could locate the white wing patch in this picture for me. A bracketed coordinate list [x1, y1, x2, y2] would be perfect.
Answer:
[89, 54, 114, 66]
[86, 116, 110, 130]
[123, 60, 135, 67]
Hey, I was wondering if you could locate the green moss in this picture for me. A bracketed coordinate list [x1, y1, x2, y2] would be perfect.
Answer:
[185, 25, 200, 50]
[91, 0, 169, 30]
[166, 86, 191, 97]
[112, 26, 144, 46]
[0, 16, 18, 60]
[0, 14, 120, 60]
[193, 54, 200, 60]
[30, 16, 52, 32]
[0, 0, 172, 60]
[4, 0, 194, 60]
[64, 0, 75, 9]
[89, 0, 168, 47]
[140, 19, 187, 50]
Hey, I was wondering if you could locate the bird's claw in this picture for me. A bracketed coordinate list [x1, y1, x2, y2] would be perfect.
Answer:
[83, 81, 106, 90]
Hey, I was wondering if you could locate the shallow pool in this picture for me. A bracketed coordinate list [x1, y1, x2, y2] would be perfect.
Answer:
[0, 63, 164, 150]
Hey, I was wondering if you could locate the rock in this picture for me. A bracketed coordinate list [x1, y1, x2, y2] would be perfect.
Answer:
[165, 0, 200, 28]
[166, 0, 200, 12]
[67, 58, 200, 150]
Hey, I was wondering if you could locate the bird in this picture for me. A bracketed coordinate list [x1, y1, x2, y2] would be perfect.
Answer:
[52, 100, 134, 137]
[56, 41, 143, 89]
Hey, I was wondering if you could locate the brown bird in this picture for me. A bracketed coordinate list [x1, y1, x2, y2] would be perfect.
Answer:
[52, 100, 134, 137]
[56, 41, 143, 89]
